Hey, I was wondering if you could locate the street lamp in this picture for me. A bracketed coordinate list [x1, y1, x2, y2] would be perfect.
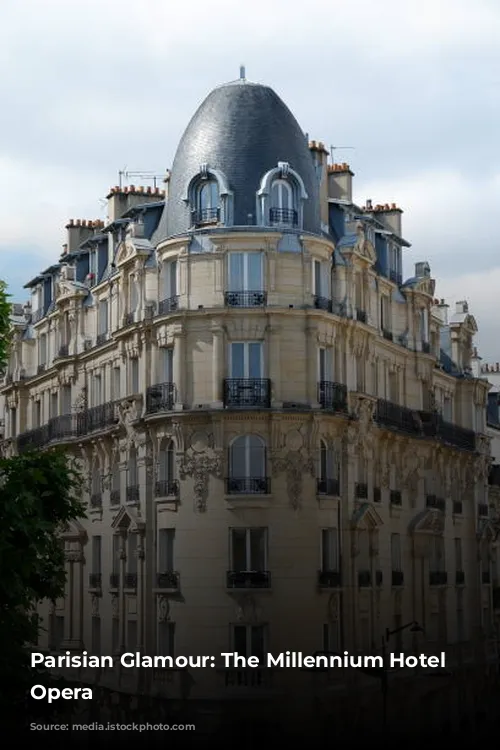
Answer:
[381, 621, 424, 729]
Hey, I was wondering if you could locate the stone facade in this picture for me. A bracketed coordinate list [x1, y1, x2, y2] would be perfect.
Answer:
[0, 78, 498, 727]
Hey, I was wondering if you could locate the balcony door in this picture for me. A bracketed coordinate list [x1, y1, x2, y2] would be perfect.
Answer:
[229, 342, 263, 379]
[318, 347, 333, 382]
[228, 252, 263, 292]
[160, 348, 174, 383]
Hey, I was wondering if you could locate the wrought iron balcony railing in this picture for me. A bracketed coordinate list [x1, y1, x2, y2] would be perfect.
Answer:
[156, 571, 180, 590]
[226, 570, 271, 589]
[355, 482, 368, 499]
[373, 487, 381, 503]
[90, 493, 102, 508]
[88, 574, 102, 588]
[154, 480, 179, 498]
[124, 312, 135, 326]
[382, 329, 393, 341]
[124, 573, 138, 589]
[356, 309, 367, 323]
[37, 363, 46, 374]
[318, 381, 348, 411]
[313, 295, 332, 312]
[316, 477, 340, 496]
[318, 570, 341, 588]
[109, 573, 120, 589]
[390, 490, 402, 506]
[126, 485, 140, 504]
[429, 570, 447, 586]
[79, 401, 118, 434]
[358, 570, 371, 587]
[453, 501, 463, 515]
[426, 495, 445, 512]
[455, 570, 465, 585]
[110, 490, 121, 506]
[146, 382, 175, 413]
[47, 414, 77, 441]
[96, 333, 108, 347]
[194, 207, 220, 224]
[224, 290, 267, 307]
[375, 398, 421, 436]
[392, 570, 404, 586]
[223, 378, 271, 408]
[158, 295, 179, 315]
[420, 412, 476, 451]
[269, 207, 298, 226]
[422, 341, 431, 354]
[58, 344, 69, 357]
[226, 477, 270, 495]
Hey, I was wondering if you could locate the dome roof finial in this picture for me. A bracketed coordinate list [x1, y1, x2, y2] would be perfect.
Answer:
[239, 64, 246, 80]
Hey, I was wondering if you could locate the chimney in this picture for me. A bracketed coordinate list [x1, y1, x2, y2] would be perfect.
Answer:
[414, 261, 431, 278]
[327, 163, 354, 202]
[432, 298, 449, 326]
[309, 140, 329, 226]
[106, 185, 166, 223]
[65, 219, 98, 253]
[372, 202, 403, 237]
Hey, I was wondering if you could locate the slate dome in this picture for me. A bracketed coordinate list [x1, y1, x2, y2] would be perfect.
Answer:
[165, 78, 321, 238]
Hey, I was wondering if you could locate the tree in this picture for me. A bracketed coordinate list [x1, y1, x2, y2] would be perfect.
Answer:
[0, 280, 84, 721]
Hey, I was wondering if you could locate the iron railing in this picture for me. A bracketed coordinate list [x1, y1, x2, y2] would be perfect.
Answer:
[156, 572, 180, 589]
[223, 378, 271, 408]
[154, 480, 179, 498]
[194, 207, 220, 224]
[375, 398, 421, 435]
[226, 477, 270, 495]
[269, 207, 297, 226]
[390, 490, 402, 506]
[158, 296, 179, 315]
[318, 381, 348, 411]
[355, 482, 368, 499]
[146, 382, 175, 413]
[316, 477, 340, 496]
[429, 571, 447, 586]
[226, 571, 271, 589]
[356, 309, 367, 323]
[126, 485, 140, 504]
[124, 573, 138, 588]
[224, 290, 267, 307]
[318, 570, 341, 587]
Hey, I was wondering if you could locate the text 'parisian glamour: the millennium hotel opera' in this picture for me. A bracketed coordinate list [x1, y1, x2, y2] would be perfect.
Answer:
[2, 73, 500, 730]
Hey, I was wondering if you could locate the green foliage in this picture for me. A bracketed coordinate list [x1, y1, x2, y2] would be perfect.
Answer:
[0, 279, 12, 370]
[0, 449, 84, 719]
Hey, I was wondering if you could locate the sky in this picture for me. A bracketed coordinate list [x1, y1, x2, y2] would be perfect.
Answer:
[1, 0, 499, 359]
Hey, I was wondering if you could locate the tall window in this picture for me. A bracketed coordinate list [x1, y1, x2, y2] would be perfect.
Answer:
[162, 260, 178, 301]
[128, 447, 138, 488]
[39, 333, 47, 366]
[232, 624, 266, 661]
[313, 260, 329, 298]
[129, 274, 138, 314]
[228, 435, 267, 494]
[197, 180, 219, 222]
[157, 439, 175, 496]
[318, 347, 333, 382]
[420, 308, 429, 344]
[160, 348, 174, 383]
[380, 295, 390, 332]
[93, 374, 102, 406]
[92, 535, 102, 577]
[230, 527, 267, 572]
[270, 179, 296, 226]
[158, 528, 175, 572]
[158, 622, 175, 656]
[319, 440, 337, 495]
[229, 342, 263, 379]
[112, 366, 121, 399]
[430, 536, 445, 572]
[98, 299, 108, 336]
[130, 359, 139, 394]
[228, 252, 263, 292]
[391, 533, 401, 572]
[454, 538, 462, 572]
[321, 528, 339, 572]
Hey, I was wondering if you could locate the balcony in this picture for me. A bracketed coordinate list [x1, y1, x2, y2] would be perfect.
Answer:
[123, 312, 135, 326]
[223, 378, 271, 408]
[96, 333, 108, 347]
[269, 207, 298, 226]
[356, 309, 367, 324]
[109, 573, 120, 589]
[358, 570, 371, 587]
[194, 206, 220, 225]
[453, 501, 463, 515]
[154, 480, 179, 498]
[57, 344, 69, 357]
[226, 477, 270, 495]
[226, 570, 271, 589]
[158, 296, 179, 315]
[392, 570, 404, 586]
[90, 493, 102, 509]
[47, 414, 77, 441]
[318, 381, 348, 411]
[17, 425, 49, 453]
[124, 573, 137, 589]
[382, 329, 393, 342]
[146, 382, 175, 413]
[426, 495, 445, 512]
[88, 574, 102, 589]
[316, 477, 340, 496]
[373, 487, 381, 503]
[478, 503, 489, 518]
[482, 571, 491, 585]
[156, 572, 180, 590]
[455, 570, 465, 585]
[79, 401, 118, 434]
[126, 485, 140, 504]
[429, 571, 447, 586]
[422, 341, 431, 354]
[110, 490, 121, 506]
[355, 482, 368, 499]
[375, 398, 421, 436]
[313, 295, 332, 312]
[493, 587, 500, 610]
[224, 290, 267, 307]
[420, 412, 476, 452]
[318, 570, 341, 588]
[390, 490, 402, 506]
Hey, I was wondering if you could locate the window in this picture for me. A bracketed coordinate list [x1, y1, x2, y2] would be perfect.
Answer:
[158, 622, 175, 656]
[93, 374, 102, 406]
[128, 448, 138, 487]
[33, 400, 41, 428]
[127, 620, 137, 650]
[270, 179, 296, 226]
[228, 252, 263, 292]
[313, 260, 329, 298]
[318, 347, 333, 382]
[158, 528, 175, 572]
[61, 385, 71, 415]
[229, 342, 263, 379]
[380, 295, 390, 332]
[50, 615, 65, 651]
[319, 441, 336, 482]
[228, 435, 267, 494]
[112, 366, 121, 400]
[9, 407, 17, 438]
[39, 334, 47, 366]
[92, 536, 102, 575]
[91, 617, 101, 653]
[356, 354, 365, 393]
[430, 536, 445, 572]
[130, 359, 139, 394]
[321, 528, 339, 572]
[197, 180, 219, 223]
[160, 348, 174, 382]
[454, 538, 462, 571]
[323, 623, 340, 653]
[98, 299, 108, 336]
[232, 624, 266, 660]
[162, 260, 178, 301]
[129, 274, 138, 314]
[443, 396, 452, 422]
[388, 370, 398, 403]
[127, 535, 137, 576]
[112, 534, 120, 579]
[157, 440, 175, 487]
[391, 534, 401, 572]
[230, 528, 267, 572]
[456, 589, 465, 641]
[358, 529, 370, 569]
[91, 462, 101, 498]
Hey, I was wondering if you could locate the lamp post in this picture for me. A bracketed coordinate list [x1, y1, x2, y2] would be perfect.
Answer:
[381, 620, 424, 729]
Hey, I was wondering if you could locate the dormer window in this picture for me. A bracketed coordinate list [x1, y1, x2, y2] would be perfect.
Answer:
[270, 179, 297, 227]
[196, 180, 220, 224]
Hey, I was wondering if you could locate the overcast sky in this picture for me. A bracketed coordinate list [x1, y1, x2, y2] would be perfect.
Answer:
[1, 0, 499, 359]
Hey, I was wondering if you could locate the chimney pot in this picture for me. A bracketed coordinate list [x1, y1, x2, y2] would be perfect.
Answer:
[391, 203, 396, 209]
[366, 199, 372, 209]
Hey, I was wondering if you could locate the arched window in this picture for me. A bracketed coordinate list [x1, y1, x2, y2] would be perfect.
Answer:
[270, 179, 297, 227]
[197, 180, 220, 224]
[156, 439, 177, 497]
[318, 440, 338, 496]
[228, 435, 268, 495]
[127, 447, 139, 504]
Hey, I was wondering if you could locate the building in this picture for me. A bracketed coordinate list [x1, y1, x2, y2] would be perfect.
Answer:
[0, 72, 497, 732]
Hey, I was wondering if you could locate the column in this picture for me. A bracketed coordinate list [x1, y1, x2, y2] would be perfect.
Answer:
[173, 332, 185, 409]
[211, 326, 224, 406]
[268, 325, 282, 407]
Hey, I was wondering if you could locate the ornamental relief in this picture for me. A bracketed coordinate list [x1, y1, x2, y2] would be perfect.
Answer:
[177, 448, 223, 512]
[271, 449, 315, 510]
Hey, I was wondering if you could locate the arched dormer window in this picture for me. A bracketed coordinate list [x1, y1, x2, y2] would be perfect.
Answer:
[228, 435, 268, 495]
[183, 165, 233, 228]
[156, 439, 178, 498]
[318, 440, 338, 496]
[257, 162, 308, 229]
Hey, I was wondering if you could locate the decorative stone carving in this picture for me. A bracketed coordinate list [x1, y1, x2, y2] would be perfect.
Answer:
[111, 596, 119, 619]
[234, 594, 261, 622]
[271, 450, 315, 510]
[177, 449, 223, 512]
[328, 594, 339, 622]
[91, 595, 100, 617]
[72, 388, 87, 413]
[190, 431, 209, 452]
[285, 428, 303, 452]
[158, 596, 170, 623]
[117, 398, 140, 447]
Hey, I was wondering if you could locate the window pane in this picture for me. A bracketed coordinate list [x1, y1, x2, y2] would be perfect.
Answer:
[230, 439, 247, 476]
[232, 529, 247, 570]
[229, 253, 244, 290]
[249, 441, 264, 477]
[251, 626, 265, 660]
[233, 625, 248, 656]
[246, 253, 262, 289]
[248, 343, 262, 378]
[249, 529, 266, 569]
[230, 343, 245, 378]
